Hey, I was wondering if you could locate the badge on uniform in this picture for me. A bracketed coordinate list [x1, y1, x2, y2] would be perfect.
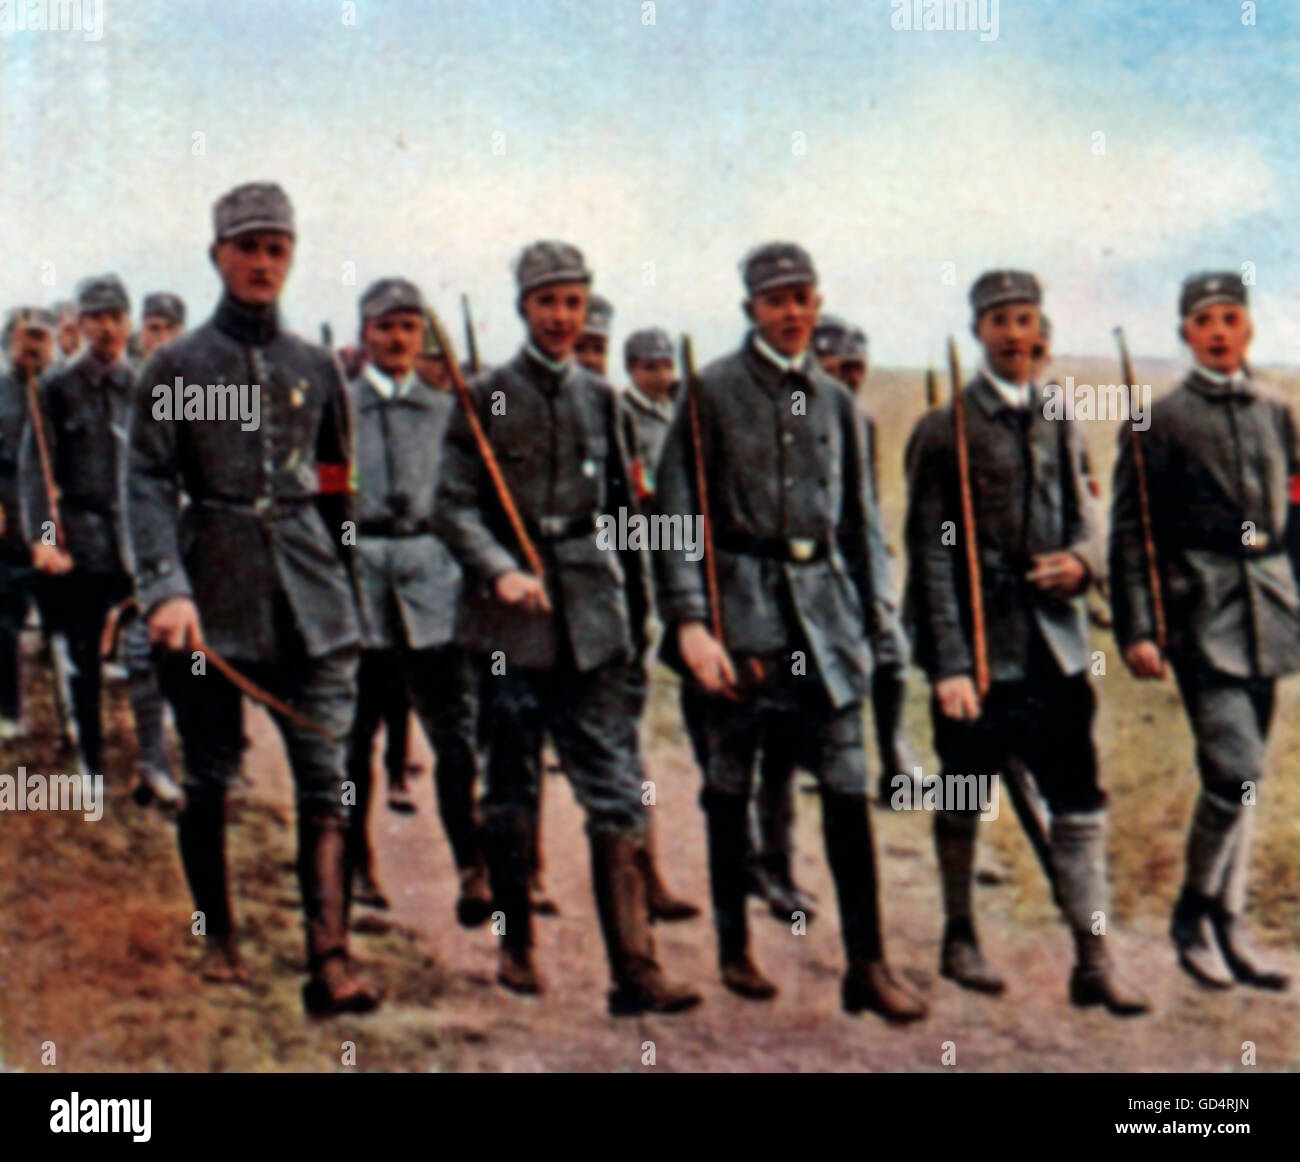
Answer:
[290, 381, 306, 408]
[582, 459, 598, 478]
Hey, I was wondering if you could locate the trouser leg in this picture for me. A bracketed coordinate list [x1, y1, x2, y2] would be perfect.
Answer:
[156, 650, 245, 967]
[405, 645, 481, 870]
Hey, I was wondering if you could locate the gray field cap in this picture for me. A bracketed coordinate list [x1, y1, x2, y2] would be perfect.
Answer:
[213, 182, 295, 242]
[76, 273, 130, 315]
[514, 240, 592, 296]
[741, 242, 817, 296]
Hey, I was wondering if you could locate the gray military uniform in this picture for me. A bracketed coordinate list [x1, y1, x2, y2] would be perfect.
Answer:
[20, 350, 136, 777]
[433, 344, 648, 829]
[346, 364, 480, 874]
[656, 337, 886, 727]
[128, 292, 360, 811]
[1110, 364, 1300, 982]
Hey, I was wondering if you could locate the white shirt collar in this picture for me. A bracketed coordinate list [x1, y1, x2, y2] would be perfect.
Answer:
[1193, 362, 1247, 388]
[753, 333, 810, 375]
[525, 342, 572, 376]
[980, 362, 1033, 410]
[364, 362, 414, 400]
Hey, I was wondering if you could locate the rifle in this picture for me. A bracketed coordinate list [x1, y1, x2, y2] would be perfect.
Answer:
[925, 365, 939, 409]
[23, 366, 64, 551]
[461, 294, 481, 376]
[424, 307, 546, 583]
[1113, 327, 1165, 655]
[949, 337, 989, 698]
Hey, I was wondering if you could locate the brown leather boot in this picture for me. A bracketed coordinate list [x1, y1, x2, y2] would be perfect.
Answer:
[940, 920, 1006, 995]
[843, 959, 928, 1022]
[299, 812, 383, 1017]
[1070, 931, 1150, 1015]
[636, 814, 699, 923]
[591, 830, 702, 1016]
[705, 791, 778, 1000]
[456, 856, 494, 929]
[720, 951, 778, 1000]
[484, 810, 543, 995]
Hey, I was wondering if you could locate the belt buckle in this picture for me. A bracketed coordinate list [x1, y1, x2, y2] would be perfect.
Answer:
[253, 496, 273, 517]
[788, 538, 816, 563]
[538, 515, 565, 538]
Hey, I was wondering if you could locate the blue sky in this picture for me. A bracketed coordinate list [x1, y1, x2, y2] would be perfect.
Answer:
[2, 0, 1298, 371]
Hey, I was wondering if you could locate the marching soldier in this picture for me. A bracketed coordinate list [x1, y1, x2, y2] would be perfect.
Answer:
[21, 276, 138, 782]
[617, 327, 700, 922]
[344, 277, 490, 926]
[434, 240, 700, 1014]
[574, 293, 613, 375]
[0, 307, 56, 739]
[127, 182, 381, 1015]
[1111, 272, 1292, 991]
[811, 316, 918, 797]
[903, 270, 1147, 1014]
[654, 242, 927, 1020]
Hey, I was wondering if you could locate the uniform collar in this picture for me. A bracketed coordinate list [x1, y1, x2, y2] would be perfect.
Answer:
[1188, 362, 1252, 398]
[752, 332, 812, 375]
[979, 363, 1034, 410]
[363, 362, 415, 400]
[524, 341, 572, 377]
[78, 350, 131, 391]
[625, 381, 678, 421]
[214, 292, 280, 347]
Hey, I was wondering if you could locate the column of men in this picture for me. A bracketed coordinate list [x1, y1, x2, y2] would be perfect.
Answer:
[0, 179, 1291, 1023]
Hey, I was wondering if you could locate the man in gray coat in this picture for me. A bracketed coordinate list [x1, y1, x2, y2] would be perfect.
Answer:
[904, 270, 1146, 1014]
[1111, 271, 1294, 991]
[433, 240, 700, 1015]
[344, 277, 489, 927]
[654, 242, 926, 1021]
[127, 183, 380, 1016]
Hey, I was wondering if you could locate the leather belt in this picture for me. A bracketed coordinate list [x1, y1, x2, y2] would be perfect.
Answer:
[358, 518, 437, 538]
[716, 529, 828, 563]
[526, 513, 597, 541]
[197, 494, 313, 516]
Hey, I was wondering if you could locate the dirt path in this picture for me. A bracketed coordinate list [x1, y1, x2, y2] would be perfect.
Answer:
[238, 677, 1300, 1073]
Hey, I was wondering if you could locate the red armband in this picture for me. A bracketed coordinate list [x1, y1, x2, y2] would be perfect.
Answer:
[630, 458, 652, 504]
[1289, 472, 1300, 505]
[318, 461, 351, 495]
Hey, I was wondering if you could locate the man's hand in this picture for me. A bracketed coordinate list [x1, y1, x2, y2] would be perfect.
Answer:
[678, 621, 737, 697]
[1123, 639, 1165, 680]
[1026, 552, 1088, 599]
[936, 674, 981, 721]
[147, 597, 205, 652]
[493, 569, 552, 613]
[32, 542, 74, 575]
